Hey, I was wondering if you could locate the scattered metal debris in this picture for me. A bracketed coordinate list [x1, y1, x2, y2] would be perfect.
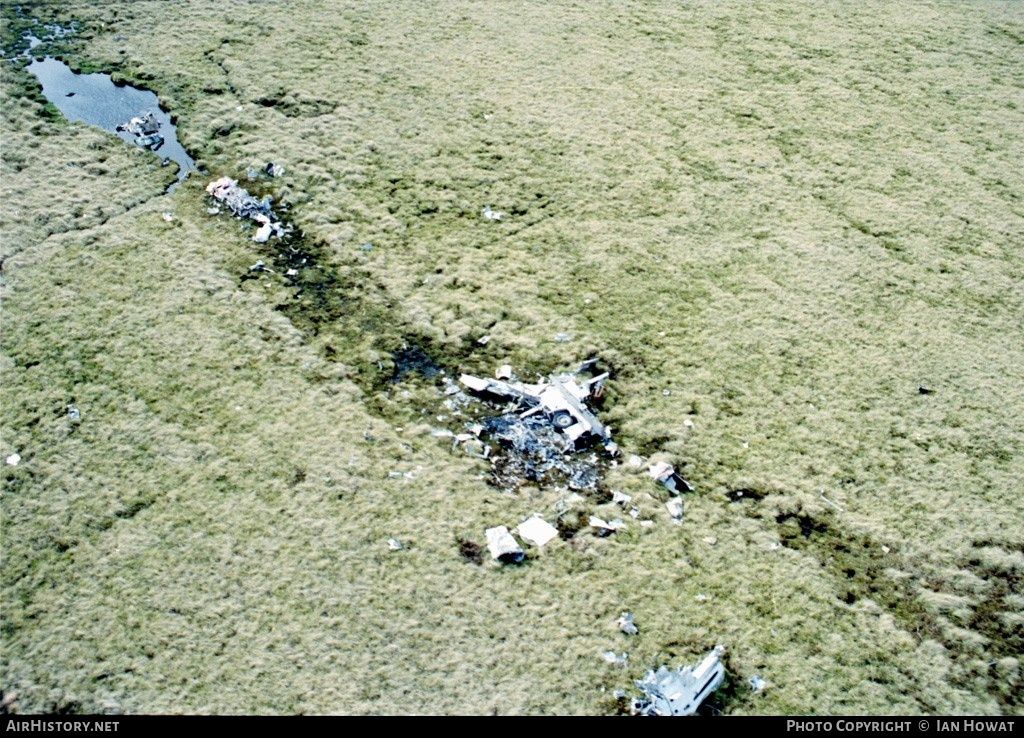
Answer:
[665, 498, 684, 522]
[485, 525, 524, 564]
[554, 333, 572, 343]
[749, 675, 766, 693]
[206, 176, 286, 243]
[452, 433, 488, 458]
[252, 214, 284, 243]
[207, 177, 273, 218]
[517, 515, 558, 548]
[617, 612, 639, 635]
[481, 205, 503, 221]
[612, 490, 632, 506]
[602, 651, 629, 667]
[386, 538, 403, 551]
[248, 260, 274, 273]
[460, 365, 610, 446]
[264, 162, 285, 178]
[648, 461, 693, 494]
[66, 404, 80, 421]
[161, 211, 174, 222]
[116, 111, 163, 150]
[632, 645, 726, 717]
[590, 515, 625, 536]
[819, 490, 844, 512]
[918, 385, 934, 395]
[456, 362, 617, 493]
[554, 493, 586, 518]
[5, 453, 21, 466]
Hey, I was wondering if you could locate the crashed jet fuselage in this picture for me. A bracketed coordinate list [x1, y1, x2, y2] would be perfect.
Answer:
[459, 369, 610, 445]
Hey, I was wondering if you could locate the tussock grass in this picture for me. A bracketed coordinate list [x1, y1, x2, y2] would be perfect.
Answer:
[2, 0, 1023, 715]
[0, 63, 174, 261]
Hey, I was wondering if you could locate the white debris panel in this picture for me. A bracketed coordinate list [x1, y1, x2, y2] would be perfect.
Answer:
[517, 515, 559, 547]
[666, 498, 684, 522]
[485, 525, 524, 564]
[648, 461, 693, 494]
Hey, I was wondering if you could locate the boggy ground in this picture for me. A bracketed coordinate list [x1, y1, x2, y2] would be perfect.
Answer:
[1, 0, 1022, 715]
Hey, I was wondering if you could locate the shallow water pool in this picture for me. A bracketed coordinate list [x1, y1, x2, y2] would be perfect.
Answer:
[27, 54, 196, 192]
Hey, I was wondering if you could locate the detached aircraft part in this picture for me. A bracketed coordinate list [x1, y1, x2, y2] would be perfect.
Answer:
[117, 111, 164, 151]
[552, 411, 575, 429]
[632, 645, 727, 716]
[485, 526, 524, 564]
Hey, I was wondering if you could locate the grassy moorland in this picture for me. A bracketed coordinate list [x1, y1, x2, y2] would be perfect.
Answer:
[1, 0, 1022, 715]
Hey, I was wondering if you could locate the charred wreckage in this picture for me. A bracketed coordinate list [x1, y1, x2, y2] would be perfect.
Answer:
[453, 360, 618, 493]
[459, 359, 615, 450]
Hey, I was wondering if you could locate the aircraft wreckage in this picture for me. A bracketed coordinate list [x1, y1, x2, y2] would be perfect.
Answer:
[632, 645, 727, 716]
[116, 111, 163, 150]
[448, 360, 618, 492]
[205, 176, 286, 243]
[459, 360, 614, 449]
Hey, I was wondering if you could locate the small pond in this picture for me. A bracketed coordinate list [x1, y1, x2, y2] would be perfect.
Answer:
[27, 51, 196, 192]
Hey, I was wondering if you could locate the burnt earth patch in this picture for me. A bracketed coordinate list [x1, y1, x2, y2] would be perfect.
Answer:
[390, 343, 443, 382]
[774, 512, 935, 637]
[457, 537, 483, 565]
[727, 487, 767, 503]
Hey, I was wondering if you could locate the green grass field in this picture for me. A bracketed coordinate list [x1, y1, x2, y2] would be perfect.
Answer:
[2, 0, 1022, 715]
